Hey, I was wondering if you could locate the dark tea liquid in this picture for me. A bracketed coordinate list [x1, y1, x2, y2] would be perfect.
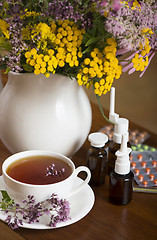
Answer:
[6, 156, 72, 185]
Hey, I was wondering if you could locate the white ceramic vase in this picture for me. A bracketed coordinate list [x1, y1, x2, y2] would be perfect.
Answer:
[0, 72, 92, 156]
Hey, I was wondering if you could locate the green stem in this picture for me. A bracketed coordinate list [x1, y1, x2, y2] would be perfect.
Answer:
[96, 94, 115, 125]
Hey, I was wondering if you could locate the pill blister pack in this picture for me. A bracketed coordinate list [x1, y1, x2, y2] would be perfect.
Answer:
[130, 150, 157, 187]
[99, 125, 150, 145]
[131, 144, 156, 152]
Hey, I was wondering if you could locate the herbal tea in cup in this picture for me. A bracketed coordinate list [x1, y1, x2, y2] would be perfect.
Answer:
[2, 150, 91, 202]
[6, 155, 73, 185]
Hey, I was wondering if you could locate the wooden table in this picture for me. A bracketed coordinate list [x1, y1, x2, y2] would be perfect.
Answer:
[0, 103, 157, 240]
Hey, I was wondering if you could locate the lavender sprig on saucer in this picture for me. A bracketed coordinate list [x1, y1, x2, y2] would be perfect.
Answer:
[0, 190, 70, 230]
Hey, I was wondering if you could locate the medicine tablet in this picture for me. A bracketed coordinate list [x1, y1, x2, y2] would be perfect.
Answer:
[130, 131, 136, 137]
[137, 154, 143, 161]
[151, 148, 156, 152]
[149, 174, 154, 181]
[105, 126, 110, 131]
[134, 169, 140, 175]
[131, 149, 157, 187]
[108, 124, 113, 130]
[133, 139, 138, 145]
[143, 180, 148, 187]
[131, 162, 136, 169]
[108, 133, 113, 140]
[152, 160, 157, 167]
[143, 145, 149, 150]
[145, 168, 151, 174]
[141, 161, 146, 168]
[138, 175, 144, 181]
[154, 179, 157, 185]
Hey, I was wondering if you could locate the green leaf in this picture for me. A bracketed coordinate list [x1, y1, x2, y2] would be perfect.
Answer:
[85, 37, 102, 47]
[0, 190, 14, 210]
[82, 46, 93, 54]
[22, 64, 34, 72]
[82, 33, 91, 44]
[0, 190, 11, 202]
[97, 21, 107, 35]
[5, 67, 11, 74]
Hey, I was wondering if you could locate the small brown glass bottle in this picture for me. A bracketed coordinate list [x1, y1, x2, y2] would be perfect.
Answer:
[109, 171, 134, 205]
[109, 133, 134, 205]
[108, 118, 131, 175]
[87, 132, 108, 186]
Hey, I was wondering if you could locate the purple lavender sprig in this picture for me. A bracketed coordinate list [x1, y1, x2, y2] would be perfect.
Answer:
[0, 190, 70, 230]
[46, 0, 94, 28]
[46, 164, 65, 177]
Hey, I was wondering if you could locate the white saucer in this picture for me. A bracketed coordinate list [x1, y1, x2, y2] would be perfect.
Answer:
[0, 175, 95, 229]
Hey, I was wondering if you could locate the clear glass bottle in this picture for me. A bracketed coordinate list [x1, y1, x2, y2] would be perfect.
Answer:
[87, 132, 108, 186]
[109, 133, 134, 205]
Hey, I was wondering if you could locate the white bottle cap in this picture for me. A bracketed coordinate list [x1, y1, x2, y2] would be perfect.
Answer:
[113, 118, 129, 144]
[115, 133, 132, 175]
[88, 132, 108, 148]
[109, 87, 119, 124]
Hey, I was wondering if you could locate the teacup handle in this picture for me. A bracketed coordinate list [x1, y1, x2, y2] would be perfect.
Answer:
[68, 166, 91, 197]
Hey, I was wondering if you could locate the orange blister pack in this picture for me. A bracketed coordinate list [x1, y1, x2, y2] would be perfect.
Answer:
[130, 151, 157, 187]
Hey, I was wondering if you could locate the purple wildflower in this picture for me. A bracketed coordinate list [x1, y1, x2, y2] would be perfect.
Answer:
[46, 164, 65, 177]
[97, 0, 122, 15]
[1, 11, 28, 72]
[0, 0, 156, 78]
[0, 191, 70, 230]
[5, 215, 23, 230]
[47, 0, 93, 28]
[48, 194, 71, 227]
[106, 1, 156, 50]
[113, 0, 121, 11]
[105, 1, 157, 75]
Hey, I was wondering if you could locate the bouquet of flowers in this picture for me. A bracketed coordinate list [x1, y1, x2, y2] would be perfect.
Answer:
[0, 0, 156, 97]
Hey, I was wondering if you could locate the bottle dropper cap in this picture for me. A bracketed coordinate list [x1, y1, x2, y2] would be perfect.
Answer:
[115, 133, 132, 175]
[109, 87, 119, 124]
[88, 132, 108, 148]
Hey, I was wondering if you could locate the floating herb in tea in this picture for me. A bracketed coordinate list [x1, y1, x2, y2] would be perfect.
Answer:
[46, 163, 65, 177]
[6, 155, 72, 185]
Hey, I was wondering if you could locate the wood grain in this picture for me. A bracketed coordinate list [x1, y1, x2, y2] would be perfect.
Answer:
[0, 103, 157, 240]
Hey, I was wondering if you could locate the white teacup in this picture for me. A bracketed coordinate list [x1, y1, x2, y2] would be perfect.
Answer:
[2, 150, 91, 202]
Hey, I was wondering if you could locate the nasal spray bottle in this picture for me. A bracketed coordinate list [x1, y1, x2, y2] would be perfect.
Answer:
[107, 87, 131, 174]
[109, 133, 134, 205]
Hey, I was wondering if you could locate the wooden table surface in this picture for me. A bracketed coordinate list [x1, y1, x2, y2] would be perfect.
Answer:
[0, 103, 157, 240]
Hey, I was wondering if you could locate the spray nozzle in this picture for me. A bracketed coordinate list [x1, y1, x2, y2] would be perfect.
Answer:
[115, 133, 132, 175]
[109, 87, 119, 124]
[116, 133, 131, 156]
